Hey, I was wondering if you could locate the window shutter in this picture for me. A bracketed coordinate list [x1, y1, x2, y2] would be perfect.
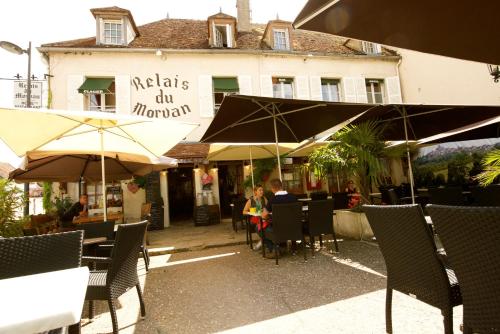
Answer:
[115, 75, 130, 114]
[238, 75, 252, 95]
[385, 76, 403, 103]
[226, 24, 233, 48]
[309, 76, 322, 101]
[342, 77, 357, 102]
[198, 75, 214, 118]
[211, 22, 216, 47]
[260, 75, 273, 97]
[67, 75, 84, 111]
[354, 77, 368, 103]
[375, 43, 382, 54]
[285, 28, 291, 50]
[295, 76, 310, 100]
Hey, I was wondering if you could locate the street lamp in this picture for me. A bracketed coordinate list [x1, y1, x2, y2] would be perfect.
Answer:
[0, 40, 32, 216]
[487, 64, 500, 83]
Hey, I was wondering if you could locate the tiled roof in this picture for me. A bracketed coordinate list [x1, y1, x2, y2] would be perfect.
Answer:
[41, 18, 397, 56]
[165, 143, 210, 159]
[0, 162, 14, 179]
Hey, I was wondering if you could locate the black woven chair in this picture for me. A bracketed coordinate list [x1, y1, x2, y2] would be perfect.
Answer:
[262, 202, 306, 265]
[83, 221, 148, 334]
[332, 192, 349, 210]
[310, 191, 328, 201]
[427, 205, 500, 334]
[76, 220, 115, 240]
[304, 199, 339, 256]
[429, 187, 465, 206]
[470, 185, 500, 206]
[231, 198, 247, 233]
[363, 205, 462, 334]
[0, 231, 84, 333]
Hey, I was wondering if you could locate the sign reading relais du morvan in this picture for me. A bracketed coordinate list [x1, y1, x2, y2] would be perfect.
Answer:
[131, 73, 193, 119]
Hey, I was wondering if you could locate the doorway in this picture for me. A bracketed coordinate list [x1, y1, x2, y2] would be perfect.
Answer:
[168, 167, 194, 223]
[218, 163, 244, 218]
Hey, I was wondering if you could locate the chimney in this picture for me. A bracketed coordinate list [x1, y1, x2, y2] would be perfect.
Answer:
[236, 0, 251, 32]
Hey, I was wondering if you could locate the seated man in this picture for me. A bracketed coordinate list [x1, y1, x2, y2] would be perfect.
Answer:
[261, 179, 297, 257]
[61, 194, 88, 228]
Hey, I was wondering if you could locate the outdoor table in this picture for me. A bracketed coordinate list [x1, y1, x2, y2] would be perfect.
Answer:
[0, 267, 89, 334]
[73, 212, 123, 224]
[83, 236, 108, 246]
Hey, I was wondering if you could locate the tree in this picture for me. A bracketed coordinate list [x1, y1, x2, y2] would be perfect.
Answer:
[0, 179, 27, 237]
[309, 121, 388, 203]
[475, 149, 500, 186]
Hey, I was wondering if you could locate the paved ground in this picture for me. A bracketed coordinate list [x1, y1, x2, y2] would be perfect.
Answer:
[81, 240, 463, 334]
[147, 220, 248, 255]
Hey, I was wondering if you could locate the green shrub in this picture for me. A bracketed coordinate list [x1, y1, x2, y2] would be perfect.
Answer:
[0, 179, 27, 237]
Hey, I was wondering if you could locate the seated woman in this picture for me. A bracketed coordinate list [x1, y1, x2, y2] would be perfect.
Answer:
[242, 184, 268, 250]
[345, 180, 361, 208]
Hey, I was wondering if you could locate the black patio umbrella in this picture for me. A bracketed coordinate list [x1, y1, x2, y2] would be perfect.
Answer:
[200, 95, 375, 179]
[294, 0, 500, 64]
[350, 104, 500, 201]
[423, 121, 500, 144]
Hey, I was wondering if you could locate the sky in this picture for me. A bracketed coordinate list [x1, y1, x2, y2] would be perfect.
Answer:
[0, 0, 307, 165]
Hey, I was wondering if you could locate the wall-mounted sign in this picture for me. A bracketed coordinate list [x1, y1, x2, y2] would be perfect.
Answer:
[131, 73, 193, 119]
[14, 80, 43, 108]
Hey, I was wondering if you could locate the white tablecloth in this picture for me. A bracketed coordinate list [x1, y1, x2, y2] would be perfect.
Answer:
[0, 267, 89, 334]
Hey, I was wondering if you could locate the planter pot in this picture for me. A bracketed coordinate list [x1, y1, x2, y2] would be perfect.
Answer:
[333, 210, 374, 241]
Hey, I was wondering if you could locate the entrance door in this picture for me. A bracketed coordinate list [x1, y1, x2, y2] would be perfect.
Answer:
[168, 167, 194, 223]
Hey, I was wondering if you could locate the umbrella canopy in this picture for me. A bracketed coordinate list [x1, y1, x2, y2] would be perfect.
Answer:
[351, 105, 500, 142]
[9, 152, 177, 183]
[294, 0, 500, 64]
[0, 107, 198, 159]
[421, 120, 500, 144]
[201, 95, 372, 143]
[0, 107, 198, 219]
[207, 143, 300, 161]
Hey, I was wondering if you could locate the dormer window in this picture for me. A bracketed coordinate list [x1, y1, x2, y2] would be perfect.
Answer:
[103, 20, 123, 45]
[213, 24, 233, 48]
[273, 29, 290, 50]
[362, 41, 382, 55]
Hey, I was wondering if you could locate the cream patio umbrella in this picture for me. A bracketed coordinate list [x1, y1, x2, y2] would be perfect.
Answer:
[0, 107, 198, 220]
[208, 143, 300, 189]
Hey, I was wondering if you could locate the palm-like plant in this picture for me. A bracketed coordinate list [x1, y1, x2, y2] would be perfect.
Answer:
[475, 149, 500, 186]
[309, 121, 388, 203]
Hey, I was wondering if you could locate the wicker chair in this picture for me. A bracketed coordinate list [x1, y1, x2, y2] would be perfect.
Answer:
[0, 231, 84, 333]
[304, 199, 339, 256]
[76, 220, 115, 240]
[83, 221, 148, 334]
[429, 187, 465, 206]
[427, 205, 500, 334]
[231, 198, 247, 233]
[263, 202, 306, 265]
[332, 192, 349, 210]
[470, 185, 500, 206]
[363, 205, 462, 334]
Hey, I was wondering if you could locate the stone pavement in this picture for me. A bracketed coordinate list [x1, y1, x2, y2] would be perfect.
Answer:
[146, 220, 248, 255]
[81, 240, 463, 334]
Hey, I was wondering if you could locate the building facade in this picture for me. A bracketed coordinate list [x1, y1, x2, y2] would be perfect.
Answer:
[39, 2, 404, 226]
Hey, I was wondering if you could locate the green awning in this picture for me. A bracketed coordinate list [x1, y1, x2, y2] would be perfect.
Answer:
[78, 78, 114, 94]
[213, 78, 239, 92]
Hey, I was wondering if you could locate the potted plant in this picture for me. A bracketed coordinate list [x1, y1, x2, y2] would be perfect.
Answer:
[0, 179, 27, 237]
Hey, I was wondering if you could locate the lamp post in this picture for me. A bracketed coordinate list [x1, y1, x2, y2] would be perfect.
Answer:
[0, 40, 32, 216]
[488, 64, 500, 83]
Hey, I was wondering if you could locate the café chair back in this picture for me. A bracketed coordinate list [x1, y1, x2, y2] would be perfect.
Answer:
[0, 231, 83, 279]
[310, 191, 328, 201]
[306, 199, 339, 255]
[231, 197, 247, 233]
[84, 220, 148, 334]
[363, 205, 462, 334]
[427, 205, 500, 334]
[470, 185, 500, 206]
[332, 192, 349, 210]
[263, 202, 306, 265]
[429, 187, 464, 206]
[76, 220, 115, 240]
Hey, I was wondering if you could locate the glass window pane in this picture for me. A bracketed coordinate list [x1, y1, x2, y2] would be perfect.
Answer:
[283, 83, 293, 99]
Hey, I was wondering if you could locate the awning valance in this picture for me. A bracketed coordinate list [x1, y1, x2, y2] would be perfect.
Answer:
[213, 78, 239, 92]
[78, 78, 114, 94]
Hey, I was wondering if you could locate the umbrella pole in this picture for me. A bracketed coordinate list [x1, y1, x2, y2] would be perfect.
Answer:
[273, 112, 282, 181]
[402, 107, 416, 204]
[99, 127, 108, 221]
[249, 146, 255, 189]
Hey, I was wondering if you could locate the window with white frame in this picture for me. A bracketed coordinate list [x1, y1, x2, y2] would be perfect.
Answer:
[273, 29, 290, 50]
[321, 79, 340, 102]
[365, 79, 384, 104]
[103, 20, 122, 45]
[213, 77, 239, 113]
[213, 25, 232, 48]
[273, 77, 294, 98]
[84, 82, 116, 113]
[362, 41, 381, 55]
